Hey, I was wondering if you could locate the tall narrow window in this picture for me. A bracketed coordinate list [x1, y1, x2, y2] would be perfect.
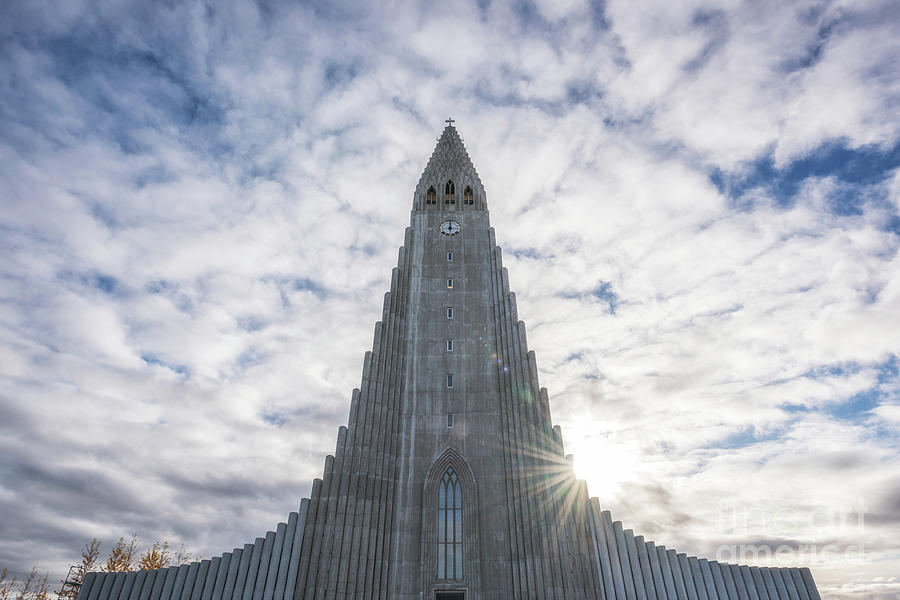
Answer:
[445, 180, 455, 204]
[447, 374, 454, 388]
[447, 307, 453, 319]
[447, 251, 453, 262]
[464, 186, 473, 205]
[447, 339, 453, 351]
[447, 278, 453, 289]
[437, 467, 463, 580]
[447, 413, 454, 427]
[426, 186, 437, 205]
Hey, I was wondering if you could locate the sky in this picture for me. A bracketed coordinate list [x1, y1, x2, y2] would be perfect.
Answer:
[1, 0, 898, 598]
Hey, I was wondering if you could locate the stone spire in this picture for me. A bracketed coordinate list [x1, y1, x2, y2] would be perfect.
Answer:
[414, 122, 486, 211]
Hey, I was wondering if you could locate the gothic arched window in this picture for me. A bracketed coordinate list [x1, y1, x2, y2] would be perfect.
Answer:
[426, 186, 437, 205]
[437, 467, 463, 579]
[463, 186, 473, 205]
[444, 180, 455, 204]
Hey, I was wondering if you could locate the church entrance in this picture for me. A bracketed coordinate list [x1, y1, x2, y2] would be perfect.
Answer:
[434, 593, 464, 600]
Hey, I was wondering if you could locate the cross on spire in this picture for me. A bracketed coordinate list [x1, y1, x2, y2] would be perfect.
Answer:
[445, 117, 455, 126]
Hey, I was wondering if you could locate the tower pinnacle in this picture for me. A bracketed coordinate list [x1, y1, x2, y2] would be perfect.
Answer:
[415, 121, 485, 210]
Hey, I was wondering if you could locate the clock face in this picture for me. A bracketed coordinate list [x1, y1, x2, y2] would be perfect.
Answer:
[439, 220, 461, 236]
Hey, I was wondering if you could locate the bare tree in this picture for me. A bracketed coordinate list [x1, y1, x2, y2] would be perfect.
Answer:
[171, 545, 196, 566]
[103, 535, 138, 573]
[136, 542, 170, 571]
[58, 539, 101, 600]
[0, 567, 51, 600]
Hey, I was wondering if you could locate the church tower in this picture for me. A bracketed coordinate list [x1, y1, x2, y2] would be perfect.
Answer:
[74, 123, 822, 600]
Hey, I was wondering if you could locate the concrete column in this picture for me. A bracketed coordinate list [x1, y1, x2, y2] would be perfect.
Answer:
[728, 565, 749, 600]
[283, 500, 309, 600]
[697, 559, 718, 600]
[251, 532, 274, 600]
[707, 562, 729, 600]
[750, 567, 770, 600]
[211, 555, 231, 600]
[127, 572, 148, 600]
[221, 549, 242, 600]
[789, 570, 811, 600]
[138, 571, 158, 600]
[601, 512, 626, 600]
[687, 557, 708, 600]
[800, 569, 821, 600]
[738, 565, 760, 600]
[264, 523, 286, 600]
[623, 529, 648, 600]
[588, 500, 616, 600]
[190, 561, 209, 600]
[655, 547, 678, 600]
[118, 572, 138, 600]
[717, 562, 739, 600]
[108, 573, 126, 600]
[665, 551, 688, 600]
[645, 540, 668, 600]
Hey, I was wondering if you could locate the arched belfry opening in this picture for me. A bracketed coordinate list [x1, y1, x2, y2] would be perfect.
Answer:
[463, 186, 473, 205]
[422, 448, 480, 597]
[426, 186, 437, 205]
[444, 179, 455, 204]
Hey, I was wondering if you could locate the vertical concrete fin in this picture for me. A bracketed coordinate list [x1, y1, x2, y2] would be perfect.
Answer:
[676, 555, 699, 600]
[158, 567, 178, 600]
[295, 479, 322, 597]
[666, 550, 688, 600]
[128, 572, 149, 600]
[799, 569, 821, 600]
[718, 562, 739, 600]
[169, 565, 189, 600]
[251, 531, 275, 600]
[623, 530, 648, 600]
[656, 546, 679, 600]
[263, 524, 286, 600]
[708, 562, 730, 600]
[750, 567, 770, 600]
[231, 544, 253, 600]
[118, 572, 138, 600]
[107, 573, 126, 600]
[589, 500, 616, 600]
[200, 560, 219, 600]
[688, 557, 709, 600]
[137, 571, 157, 600]
[273, 515, 296, 600]
[788, 569, 811, 600]
[759, 569, 781, 600]
[304, 460, 334, 598]
[698, 559, 718, 600]
[739, 566, 761, 600]
[283, 499, 309, 600]
[729, 565, 749, 600]
[221, 549, 242, 600]
[211, 555, 231, 600]
[634, 536, 658, 600]
[76, 572, 97, 600]
[613, 522, 636, 599]
[645, 540, 668, 600]
[240, 541, 263, 600]
[97, 573, 116, 600]
[602, 512, 627, 600]
[190, 562, 209, 600]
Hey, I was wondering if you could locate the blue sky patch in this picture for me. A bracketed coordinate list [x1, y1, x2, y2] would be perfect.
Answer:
[141, 352, 190, 376]
[710, 140, 900, 219]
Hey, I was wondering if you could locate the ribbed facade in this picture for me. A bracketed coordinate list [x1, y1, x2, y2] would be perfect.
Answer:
[75, 125, 822, 600]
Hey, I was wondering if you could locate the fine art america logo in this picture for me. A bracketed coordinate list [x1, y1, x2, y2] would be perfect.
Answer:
[716, 499, 867, 565]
